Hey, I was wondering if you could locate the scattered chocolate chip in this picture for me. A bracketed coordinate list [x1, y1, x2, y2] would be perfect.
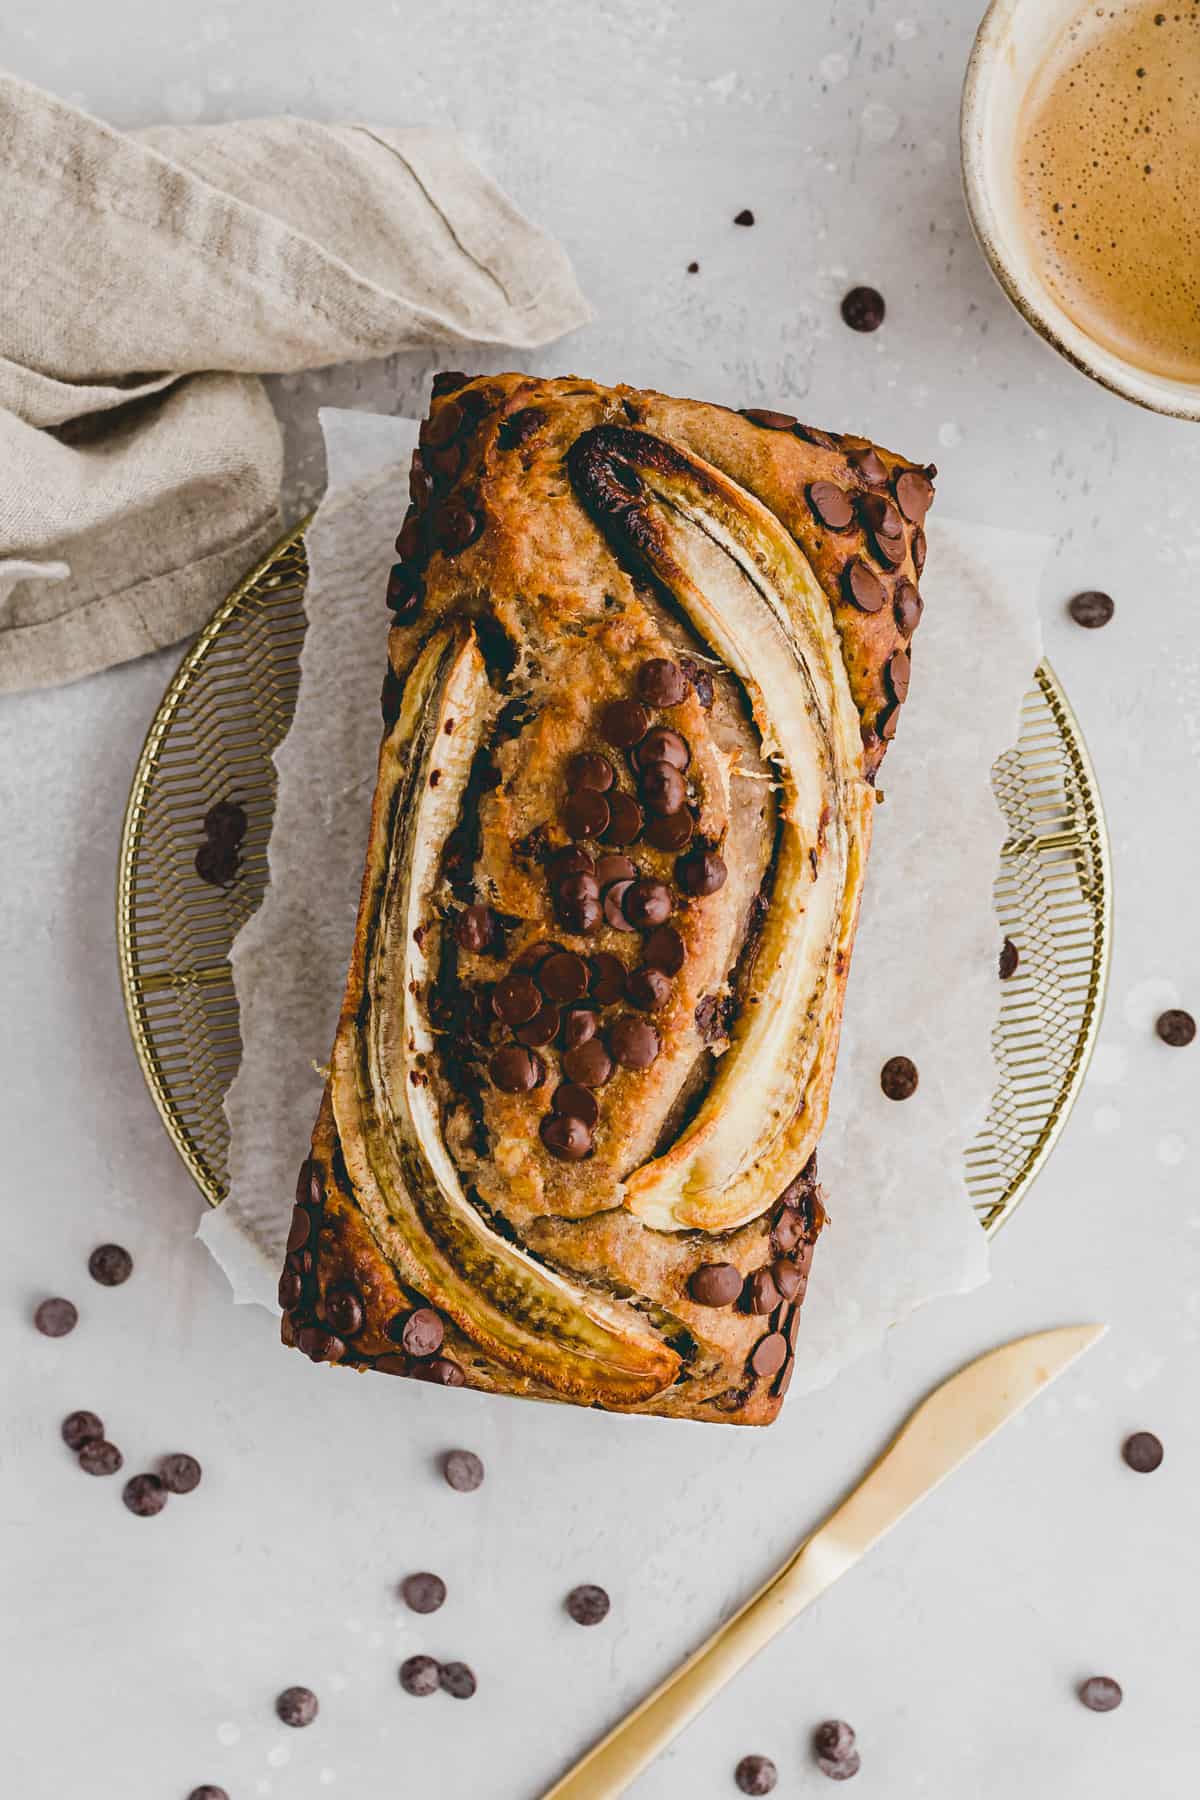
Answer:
[637, 657, 688, 706]
[998, 937, 1020, 980]
[601, 700, 652, 749]
[841, 285, 885, 332]
[604, 880, 638, 931]
[297, 1327, 345, 1364]
[627, 967, 673, 1013]
[540, 951, 590, 1003]
[566, 1584, 611, 1625]
[742, 408, 797, 432]
[636, 726, 690, 771]
[434, 500, 481, 555]
[847, 445, 889, 486]
[287, 1206, 311, 1253]
[440, 1661, 477, 1699]
[861, 492, 904, 541]
[62, 1410, 104, 1451]
[814, 1721, 856, 1764]
[893, 579, 923, 636]
[557, 871, 601, 907]
[678, 657, 715, 708]
[771, 1206, 807, 1255]
[493, 971, 542, 1027]
[602, 791, 644, 845]
[395, 511, 423, 562]
[595, 853, 637, 888]
[1122, 1430, 1164, 1473]
[808, 481, 855, 531]
[844, 558, 885, 613]
[563, 1038, 614, 1087]
[276, 1685, 321, 1728]
[401, 1308, 446, 1359]
[413, 1356, 465, 1387]
[644, 809, 695, 852]
[886, 649, 911, 702]
[746, 1267, 781, 1315]
[750, 1332, 788, 1378]
[771, 1260, 804, 1301]
[896, 468, 934, 523]
[733, 209, 755, 227]
[590, 954, 628, 1005]
[1079, 1676, 1123, 1713]
[399, 1655, 441, 1697]
[515, 1002, 561, 1048]
[912, 527, 927, 575]
[88, 1244, 133, 1287]
[608, 1015, 660, 1070]
[203, 800, 247, 845]
[564, 789, 611, 840]
[568, 752, 615, 793]
[401, 1571, 447, 1614]
[642, 925, 686, 975]
[794, 423, 840, 450]
[385, 562, 422, 617]
[325, 1285, 365, 1337]
[623, 878, 673, 927]
[489, 1044, 545, 1093]
[123, 1473, 167, 1517]
[79, 1439, 123, 1477]
[1068, 590, 1114, 629]
[559, 894, 603, 934]
[687, 260, 700, 273]
[455, 904, 497, 954]
[443, 1449, 485, 1492]
[563, 1007, 600, 1050]
[553, 1083, 601, 1129]
[735, 1754, 778, 1795]
[187, 1788, 230, 1800]
[160, 1453, 202, 1494]
[551, 847, 595, 882]
[1156, 1009, 1195, 1047]
[34, 1297, 77, 1337]
[877, 701, 900, 741]
[676, 847, 727, 897]
[689, 1262, 743, 1307]
[640, 760, 686, 816]
[880, 1055, 919, 1100]
[540, 1113, 594, 1160]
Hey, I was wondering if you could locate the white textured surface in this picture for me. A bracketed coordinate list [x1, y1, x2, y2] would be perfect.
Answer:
[2, 4, 1199, 1798]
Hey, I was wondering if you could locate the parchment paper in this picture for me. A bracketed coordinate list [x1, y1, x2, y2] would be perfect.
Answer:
[203, 407, 1048, 1399]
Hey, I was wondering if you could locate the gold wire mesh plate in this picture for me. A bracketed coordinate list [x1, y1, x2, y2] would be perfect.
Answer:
[117, 525, 1110, 1230]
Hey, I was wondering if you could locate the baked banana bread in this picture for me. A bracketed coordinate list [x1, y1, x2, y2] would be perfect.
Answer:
[278, 374, 934, 1424]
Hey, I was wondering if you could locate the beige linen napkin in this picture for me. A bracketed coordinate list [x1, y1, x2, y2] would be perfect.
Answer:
[0, 73, 589, 693]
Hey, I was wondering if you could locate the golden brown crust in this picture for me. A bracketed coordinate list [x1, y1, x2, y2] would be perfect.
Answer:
[279, 373, 933, 1423]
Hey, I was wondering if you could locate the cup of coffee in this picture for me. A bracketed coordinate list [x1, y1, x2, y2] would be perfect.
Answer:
[961, 0, 1200, 418]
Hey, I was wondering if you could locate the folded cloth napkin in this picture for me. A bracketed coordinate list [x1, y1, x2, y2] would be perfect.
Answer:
[0, 73, 590, 694]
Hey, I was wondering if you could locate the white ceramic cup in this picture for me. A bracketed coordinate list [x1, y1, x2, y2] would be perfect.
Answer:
[960, 0, 1200, 420]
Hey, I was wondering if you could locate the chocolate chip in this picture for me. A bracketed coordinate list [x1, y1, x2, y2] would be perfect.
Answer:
[551, 847, 595, 882]
[1156, 1009, 1195, 1047]
[563, 1007, 599, 1050]
[642, 925, 686, 975]
[563, 1038, 614, 1087]
[637, 657, 688, 706]
[844, 558, 885, 612]
[861, 492, 904, 541]
[443, 1448, 485, 1492]
[688, 1263, 742, 1307]
[434, 500, 481, 554]
[750, 1332, 788, 1377]
[568, 752, 615, 793]
[640, 760, 686, 816]
[557, 871, 601, 907]
[601, 699, 651, 749]
[1079, 1676, 1123, 1713]
[160, 1453, 202, 1494]
[515, 1002, 561, 1048]
[687, 260, 699, 273]
[595, 853, 636, 888]
[742, 408, 800, 434]
[34, 1297, 77, 1337]
[89, 1243, 132, 1287]
[772, 1259, 804, 1301]
[794, 423, 840, 450]
[893, 579, 923, 636]
[644, 809, 694, 852]
[1068, 589, 1114, 629]
[395, 511, 423, 563]
[385, 562, 422, 618]
[413, 1356, 465, 1386]
[440, 1661, 477, 1699]
[896, 468, 934, 523]
[602, 791, 644, 845]
[608, 1015, 660, 1070]
[880, 1055, 919, 1100]
[286, 1206, 311, 1252]
[886, 649, 911, 701]
[746, 1267, 781, 1314]
[623, 878, 673, 926]
[735, 1755, 778, 1795]
[590, 954, 628, 1005]
[912, 527, 927, 575]
[497, 406, 545, 449]
[297, 1327, 345, 1364]
[808, 481, 855, 531]
[540, 1113, 594, 1160]
[566, 1584, 610, 1625]
[628, 967, 673, 1013]
[62, 1411, 104, 1451]
[79, 1439, 123, 1476]
[553, 1083, 600, 1128]
[401, 1571, 447, 1614]
[489, 1044, 545, 1093]
[1122, 1430, 1164, 1473]
[203, 800, 247, 845]
[455, 904, 497, 954]
[401, 1308, 445, 1358]
[560, 894, 603, 934]
[878, 702, 900, 741]
[676, 848, 727, 897]
[998, 937, 1019, 980]
[772, 1205, 807, 1255]
[324, 1285, 365, 1337]
[733, 209, 755, 226]
[539, 951, 590, 1002]
[678, 657, 715, 708]
[422, 398, 463, 447]
[847, 445, 889, 486]
[493, 971, 542, 1026]
[604, 880, 638, 931]
[123, 1473, 167, 1517]
[841, 285, 885, 331]
[564, 789, 611, 840]
[399, 1655, 441, 1697]
[187, 1788, 230, 1800]
[636, 726, 690, 771]
[814, 1721, 856, 1763]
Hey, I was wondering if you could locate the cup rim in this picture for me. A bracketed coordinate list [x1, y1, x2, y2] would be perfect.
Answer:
[960, 0, 1200, 422]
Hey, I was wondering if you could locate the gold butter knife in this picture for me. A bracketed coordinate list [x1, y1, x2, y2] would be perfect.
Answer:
[544, 1325, 1105, 1800]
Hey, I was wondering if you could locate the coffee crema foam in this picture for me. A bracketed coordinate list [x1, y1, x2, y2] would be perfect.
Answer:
[1016, 1, 1200, 382]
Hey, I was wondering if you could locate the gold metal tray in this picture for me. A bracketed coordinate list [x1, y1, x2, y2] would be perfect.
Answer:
[117, 523, 1110, 1231]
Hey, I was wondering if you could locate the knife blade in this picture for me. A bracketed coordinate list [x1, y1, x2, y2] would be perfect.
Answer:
[542, 1325, 1105, 1800]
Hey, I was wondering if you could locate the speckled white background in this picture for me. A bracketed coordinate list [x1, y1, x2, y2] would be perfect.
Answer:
[2, 3, 1199, 1797]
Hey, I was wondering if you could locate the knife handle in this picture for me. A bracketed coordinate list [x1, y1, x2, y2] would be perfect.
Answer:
[541, 1536, 847, 1800]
